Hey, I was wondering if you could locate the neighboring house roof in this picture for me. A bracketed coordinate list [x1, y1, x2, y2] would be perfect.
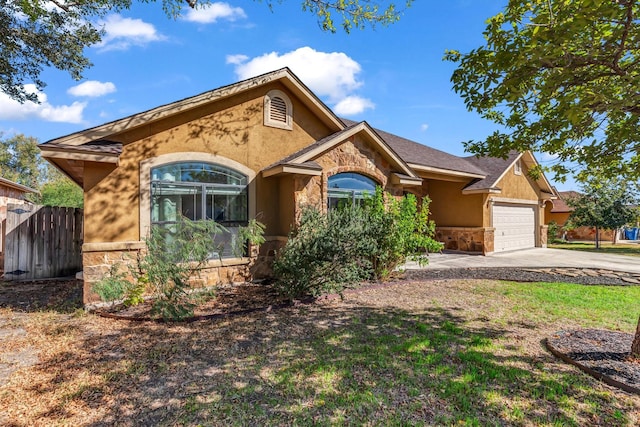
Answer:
[0, 177, 38, 194]
[550, 191, 581, 213]
[262, 121, 421, 182]
[341, 119, 485, 179]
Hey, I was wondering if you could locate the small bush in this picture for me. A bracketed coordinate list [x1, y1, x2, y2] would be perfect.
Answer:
[92, 216, 265, 320]
[272, 188, 442, 299]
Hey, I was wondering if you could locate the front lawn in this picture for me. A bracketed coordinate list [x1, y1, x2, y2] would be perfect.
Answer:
[1, 280, 639, 425]
[550, 241, 640, 257]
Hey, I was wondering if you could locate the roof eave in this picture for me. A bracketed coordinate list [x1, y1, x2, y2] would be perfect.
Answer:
[462, 187, 502, 195]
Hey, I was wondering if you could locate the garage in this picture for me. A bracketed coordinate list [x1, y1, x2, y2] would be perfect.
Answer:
[493, 204, 536, 252]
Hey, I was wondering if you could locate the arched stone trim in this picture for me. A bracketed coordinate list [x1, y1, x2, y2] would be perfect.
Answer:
[264, 89, 293, 130]
[139, 152, 257, 239]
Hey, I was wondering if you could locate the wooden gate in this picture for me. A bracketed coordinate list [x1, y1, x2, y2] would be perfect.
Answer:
[4, 204, 83, 280]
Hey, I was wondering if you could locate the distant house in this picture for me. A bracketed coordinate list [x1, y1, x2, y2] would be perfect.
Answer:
[39, 68, 558, 304]
[545, 190, 616, 241]
[0, 177, 37, 267]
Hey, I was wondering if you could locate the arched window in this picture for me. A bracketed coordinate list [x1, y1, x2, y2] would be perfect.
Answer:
[150, 162, 248, 258]
[327, 172, 378, 210]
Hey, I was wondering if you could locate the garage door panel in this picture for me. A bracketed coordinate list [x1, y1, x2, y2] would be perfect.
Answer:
[493, 204, 535, 252]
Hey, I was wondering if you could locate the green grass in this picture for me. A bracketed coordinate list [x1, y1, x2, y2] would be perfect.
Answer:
[549, 241, 640, 257]
[171, 282, 640, 426]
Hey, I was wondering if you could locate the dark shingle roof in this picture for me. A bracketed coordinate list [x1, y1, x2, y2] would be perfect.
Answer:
[40, 140, 123, 155]
[463, 151, 521, 191]
[341, 119, 485, 176]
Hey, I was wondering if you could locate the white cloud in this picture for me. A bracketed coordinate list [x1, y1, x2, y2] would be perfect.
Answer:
[228, 47, 366, 104]
[183, 2, 246, 23]
[226, 54, 249, 65]
[68, 81, 116, 97]
[0, 85, 85, 123]
[96, 14, 165, 51]
[333, 96, 375, 116]
[420, 123, 429, 131]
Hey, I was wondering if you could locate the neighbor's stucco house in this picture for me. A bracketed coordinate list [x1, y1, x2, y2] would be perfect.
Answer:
[39, 68, 557, 304]
[545, 190, 616, 241]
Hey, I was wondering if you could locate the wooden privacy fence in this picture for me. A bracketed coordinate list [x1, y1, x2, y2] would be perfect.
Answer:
[4, 204, 83, 280]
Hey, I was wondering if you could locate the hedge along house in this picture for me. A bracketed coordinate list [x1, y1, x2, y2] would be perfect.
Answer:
[40, 68, 557, 304]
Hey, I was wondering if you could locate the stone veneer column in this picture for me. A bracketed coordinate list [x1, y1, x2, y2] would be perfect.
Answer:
[539, 224, 548, 248]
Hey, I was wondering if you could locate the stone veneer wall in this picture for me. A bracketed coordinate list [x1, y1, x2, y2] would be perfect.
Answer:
[82, 243, 255, 306]
[436, 227, 495, 254]
[292, 137, 405, 217]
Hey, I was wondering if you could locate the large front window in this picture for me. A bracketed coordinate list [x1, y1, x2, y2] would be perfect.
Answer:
[151, 162, 248, 259]
[328, 172, 377, 210]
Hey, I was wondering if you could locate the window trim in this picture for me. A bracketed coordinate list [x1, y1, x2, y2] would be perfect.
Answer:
[140, 152, 256, 240]
[264, 89, 293, 130]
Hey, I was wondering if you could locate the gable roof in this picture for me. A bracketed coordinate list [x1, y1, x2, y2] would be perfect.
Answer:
[43, 68, 343, 148]
[462, 151, 555, 195]
[262, 121, 420, 183]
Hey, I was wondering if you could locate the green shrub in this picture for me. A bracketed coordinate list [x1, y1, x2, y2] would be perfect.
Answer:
[272, 188, 442, 299]
[92, 216, 265, 320]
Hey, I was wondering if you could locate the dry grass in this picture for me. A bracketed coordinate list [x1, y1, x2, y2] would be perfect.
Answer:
[1, 279, 639, 426]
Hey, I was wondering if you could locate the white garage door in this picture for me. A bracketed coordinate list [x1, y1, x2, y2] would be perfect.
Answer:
[493, 204, 536, 252]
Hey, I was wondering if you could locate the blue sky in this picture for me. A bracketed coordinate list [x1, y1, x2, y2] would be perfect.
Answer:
[0, 0, 576, 190]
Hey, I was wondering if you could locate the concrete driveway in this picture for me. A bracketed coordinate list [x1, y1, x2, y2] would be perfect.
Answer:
[406, 247, 640, 274]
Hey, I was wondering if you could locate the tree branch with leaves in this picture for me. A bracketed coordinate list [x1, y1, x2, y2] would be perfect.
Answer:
[445, 0, 640, 183]
[1, 0, 410, 103]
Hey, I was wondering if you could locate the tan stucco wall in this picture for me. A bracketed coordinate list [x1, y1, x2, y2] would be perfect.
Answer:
[427, 180, 484, 227]
[493, 164, 540, 201]
[82, 82, 334, 243]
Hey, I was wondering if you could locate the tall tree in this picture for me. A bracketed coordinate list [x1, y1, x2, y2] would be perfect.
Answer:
[0, 133, 83, 207]
[0, 133, 44, 188]
[566, 176, 639, 249]
[445, 0, 640, 182]
[2, 0, 409, 103]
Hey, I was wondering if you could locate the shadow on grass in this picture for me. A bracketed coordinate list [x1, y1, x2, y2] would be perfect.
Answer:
[10, 301, 631, 426]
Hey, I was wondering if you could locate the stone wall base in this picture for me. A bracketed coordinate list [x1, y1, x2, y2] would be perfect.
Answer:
[436, 227, 495, 255]
[82, 245, 255, 305]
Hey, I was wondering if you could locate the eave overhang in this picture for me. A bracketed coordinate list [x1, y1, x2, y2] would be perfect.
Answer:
[462, 187, 502, 195]
[409, 163, 486, 182]
[391, 173, 423, 186]
[262, 161, 323, 178]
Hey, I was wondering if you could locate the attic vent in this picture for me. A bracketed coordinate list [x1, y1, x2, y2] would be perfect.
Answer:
[270, 97, 287, 122]
[264, 90, 292, 130]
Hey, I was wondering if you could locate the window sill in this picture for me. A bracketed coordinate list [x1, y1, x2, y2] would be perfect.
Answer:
[200, 257, 251, 268]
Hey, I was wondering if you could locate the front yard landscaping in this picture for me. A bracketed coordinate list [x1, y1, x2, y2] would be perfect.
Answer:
[1, 278, 640, 426]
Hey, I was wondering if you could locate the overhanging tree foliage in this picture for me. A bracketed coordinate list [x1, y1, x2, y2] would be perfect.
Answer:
[2, 0, 410, 103]
[445, 0, 640, 182]
[566, 176, 639, 249]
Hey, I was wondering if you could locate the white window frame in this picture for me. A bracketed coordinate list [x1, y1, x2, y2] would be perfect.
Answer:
[140, 152, 256, 241]
[264, 89, 293, 130]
